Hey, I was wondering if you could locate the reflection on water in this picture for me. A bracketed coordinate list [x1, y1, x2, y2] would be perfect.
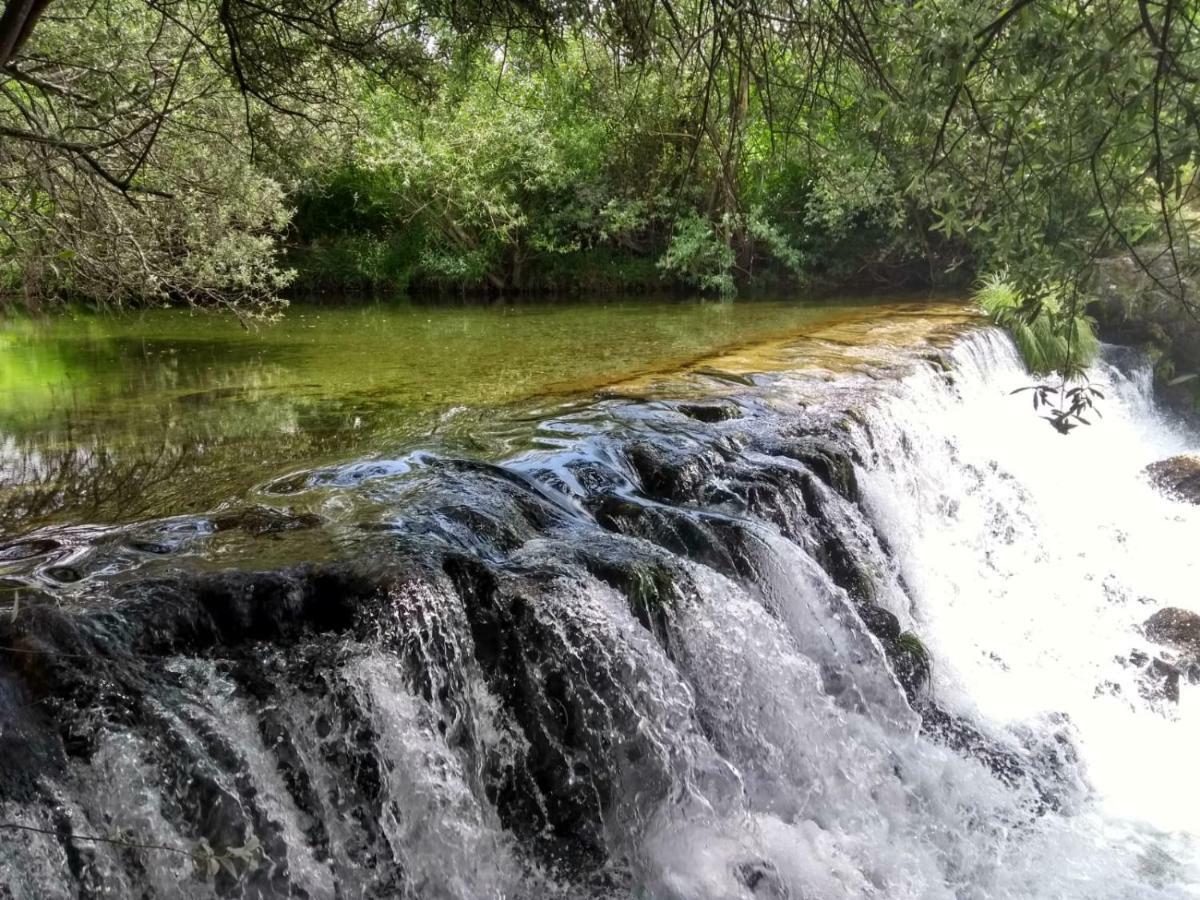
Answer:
[0, 296, 940, 531]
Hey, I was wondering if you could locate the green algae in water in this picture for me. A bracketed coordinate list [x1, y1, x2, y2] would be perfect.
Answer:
[0, 296, 900, 531]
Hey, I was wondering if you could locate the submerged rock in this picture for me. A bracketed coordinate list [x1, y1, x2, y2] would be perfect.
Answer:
[1144, 454, 1200, 503]
[210, 505, 324, 536]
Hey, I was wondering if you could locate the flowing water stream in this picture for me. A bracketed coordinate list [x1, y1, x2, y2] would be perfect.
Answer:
[0, 300, 1197, 898]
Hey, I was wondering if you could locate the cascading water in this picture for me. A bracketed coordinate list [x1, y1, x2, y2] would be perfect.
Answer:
[1, 314, 1197, 899]
[850, 331, 1200, 898]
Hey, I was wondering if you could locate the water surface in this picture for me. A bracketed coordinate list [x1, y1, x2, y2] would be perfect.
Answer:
[5, 314, 1199, 899]
[0, 297, 914, 532]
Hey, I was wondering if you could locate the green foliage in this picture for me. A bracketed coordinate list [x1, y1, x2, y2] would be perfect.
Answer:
[658, 214, 738, 296]
[288, 235, 422, 291]
[4, 0, 1200, 312]
[976, 273, 1100, 379]
[1, 1, 298, 315]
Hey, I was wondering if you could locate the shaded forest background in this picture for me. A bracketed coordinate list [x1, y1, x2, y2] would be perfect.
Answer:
[2, 0, 1200, 323]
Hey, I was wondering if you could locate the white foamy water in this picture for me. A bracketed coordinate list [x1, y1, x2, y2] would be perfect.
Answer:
[855, 330, 1200, 896]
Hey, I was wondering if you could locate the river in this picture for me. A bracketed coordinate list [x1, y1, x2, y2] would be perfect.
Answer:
[0, 297, 1196, 898]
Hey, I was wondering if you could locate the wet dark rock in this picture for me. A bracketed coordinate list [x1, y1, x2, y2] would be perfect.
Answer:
[618, 432, 879, 604]
[763, 435, 860, 502]
[1143, 607, 1200, 657]
[1119, 614, 1197, 708]
[1114, 646, 1189, 707]
[735, 860, 788, 897]
[1, 565, 386, 684]
[920, 705, 1080, 813]
[565, 457, 632, 496]
[576, 549, 679, 655]
[855, 604, 930, 700]
[417, 464, 572, 559]
[43, 565, 83, 583]
[446, 554, 676, 876]
[0, 538, 62, 561]
[0, 668, 69, 804]
[921, 705, 1026, 784]
[858, 603, 901, 642]
[890, 631, 931, 701]
[624, 441, 728, 503]
[593, 429, 879, 612]
[1126, 648, 1150, 667]
[921, 351, 952, 373]
[1144, 455, 1200, 503]
[126, 539, 174, 555]
[795, 486, 875, 602]
[1137, 656, 1181, 705]
[674, 401, 743, 423]
[0, 560, 434, 894]
[591, 493, 760, 583]
[1187, 664, 1200, 685]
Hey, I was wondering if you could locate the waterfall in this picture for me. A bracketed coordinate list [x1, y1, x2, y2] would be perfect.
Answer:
[1, 322, 1197, 898]
[849, 331, 1200, 896]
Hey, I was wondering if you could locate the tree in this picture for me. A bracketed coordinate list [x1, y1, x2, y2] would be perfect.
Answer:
[0, 0, 553, 309]
[4, 0, 1200, 316]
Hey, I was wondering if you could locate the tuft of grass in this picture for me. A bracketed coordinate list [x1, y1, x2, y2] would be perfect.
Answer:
[975, 273, 1099, 379]
[897, 631, 929, 663]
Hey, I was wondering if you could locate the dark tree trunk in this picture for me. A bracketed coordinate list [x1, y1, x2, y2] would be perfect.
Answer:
[0, 0, 53, 69]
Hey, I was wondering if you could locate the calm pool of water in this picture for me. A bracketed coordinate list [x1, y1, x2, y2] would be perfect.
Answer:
[0, 296, 928, 532]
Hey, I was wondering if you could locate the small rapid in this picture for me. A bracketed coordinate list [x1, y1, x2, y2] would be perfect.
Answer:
[0, 314, 1196, 898]
[852, 331, 1200, 896]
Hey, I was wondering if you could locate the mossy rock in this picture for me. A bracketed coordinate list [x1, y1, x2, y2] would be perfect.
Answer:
[855, 604, 930, 701]
[891, 630, 931, 700]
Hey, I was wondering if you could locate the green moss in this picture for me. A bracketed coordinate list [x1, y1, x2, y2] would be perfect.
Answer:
[893, 630, 932, 699]
[897, 631, 929, 662]
[627, 563, 676, 612]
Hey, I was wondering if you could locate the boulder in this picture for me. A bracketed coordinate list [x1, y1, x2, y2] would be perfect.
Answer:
[1144, 455, 1200, 504]
[1143, 607, 1200, 656]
